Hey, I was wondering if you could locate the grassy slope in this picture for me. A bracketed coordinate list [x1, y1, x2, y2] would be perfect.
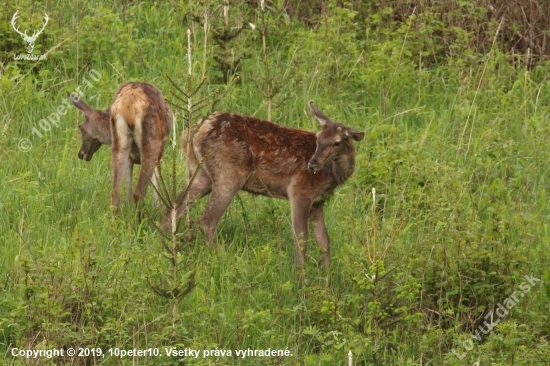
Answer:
[1, 1, 550, 365]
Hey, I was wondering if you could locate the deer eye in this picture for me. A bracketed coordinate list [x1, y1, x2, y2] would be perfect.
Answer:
[334, 141, 341, 146]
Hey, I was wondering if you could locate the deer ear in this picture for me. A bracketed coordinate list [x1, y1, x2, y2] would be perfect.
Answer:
[70, 93, 93, 114]
[309, 101, 331, 126]
[344, 128, 364, 141]
[350, 130, 365, 141]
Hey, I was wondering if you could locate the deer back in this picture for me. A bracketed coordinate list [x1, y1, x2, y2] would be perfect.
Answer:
[188, 109, 362, 203]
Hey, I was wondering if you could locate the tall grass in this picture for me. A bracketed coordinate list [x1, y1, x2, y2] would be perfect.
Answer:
[1, 1, 550, 365]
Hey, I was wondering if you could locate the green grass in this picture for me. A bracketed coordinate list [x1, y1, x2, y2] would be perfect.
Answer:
[1, 1, 550, 365]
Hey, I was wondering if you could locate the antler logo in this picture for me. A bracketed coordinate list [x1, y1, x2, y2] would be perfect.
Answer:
[11, 11, 49, 54]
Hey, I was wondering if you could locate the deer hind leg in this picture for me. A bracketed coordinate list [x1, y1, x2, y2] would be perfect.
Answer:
[133, 116, 164, 205]
[161, 170, 212, 232]
[111, 115, 133, 210]
[150, 164, 161, 207]
[310, 203, 330, 269]
[134, 158, 156, 205]
[199, 178, 245, 247]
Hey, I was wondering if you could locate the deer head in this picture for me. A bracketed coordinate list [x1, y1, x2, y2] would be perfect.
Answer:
[71, 94, 111, 161]
[11, 11, 49, 54]
[307, 101, 365, 172]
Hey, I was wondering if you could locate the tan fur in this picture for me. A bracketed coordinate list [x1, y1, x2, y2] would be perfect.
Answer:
[111, 86, 150, 128]
[162, 102, 364, 270]
[73, 82, 172, 210]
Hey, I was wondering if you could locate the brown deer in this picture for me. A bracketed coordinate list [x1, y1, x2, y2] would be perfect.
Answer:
[72, 82, 172, 209]
[162, 101, 363, 269]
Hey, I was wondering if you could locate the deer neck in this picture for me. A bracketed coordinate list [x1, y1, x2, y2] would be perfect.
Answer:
[97, 109, 112, 146]
[331, 143, 356, 185]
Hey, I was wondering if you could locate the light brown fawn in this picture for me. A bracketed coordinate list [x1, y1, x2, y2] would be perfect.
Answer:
[72, 82, 172, 209]
[162, 101, 363, 269]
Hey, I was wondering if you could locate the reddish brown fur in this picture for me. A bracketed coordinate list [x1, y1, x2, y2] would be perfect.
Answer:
[73, 82, 172, 209]
[162, 102, 364, 269]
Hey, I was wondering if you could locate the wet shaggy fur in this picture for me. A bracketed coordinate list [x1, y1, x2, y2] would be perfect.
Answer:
[163, 103, 364, 269]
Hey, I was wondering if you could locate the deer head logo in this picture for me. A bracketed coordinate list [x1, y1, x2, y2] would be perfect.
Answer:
[11, 11, 49, 54]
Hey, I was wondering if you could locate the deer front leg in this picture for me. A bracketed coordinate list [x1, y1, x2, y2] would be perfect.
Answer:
[290, 195, 312, 269]
[310, 203, 330, 269]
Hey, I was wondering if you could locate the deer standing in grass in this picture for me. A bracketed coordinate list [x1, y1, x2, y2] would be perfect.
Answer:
[73, 82, 172, 209]
[162, 101, 364, 269]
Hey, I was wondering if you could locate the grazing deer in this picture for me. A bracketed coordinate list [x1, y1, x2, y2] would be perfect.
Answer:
[162, 101, 364, 269]
[72, 82, 172, 209]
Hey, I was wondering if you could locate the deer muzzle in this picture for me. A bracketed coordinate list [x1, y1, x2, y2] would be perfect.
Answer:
[78, 150, 91, 161]
[307, 160, 319, 172]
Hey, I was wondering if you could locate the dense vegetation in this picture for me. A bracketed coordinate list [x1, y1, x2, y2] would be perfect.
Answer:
[1, 0, 550, 364]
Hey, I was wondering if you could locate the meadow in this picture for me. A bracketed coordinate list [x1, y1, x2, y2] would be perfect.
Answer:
[1, 1, 550, 365]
